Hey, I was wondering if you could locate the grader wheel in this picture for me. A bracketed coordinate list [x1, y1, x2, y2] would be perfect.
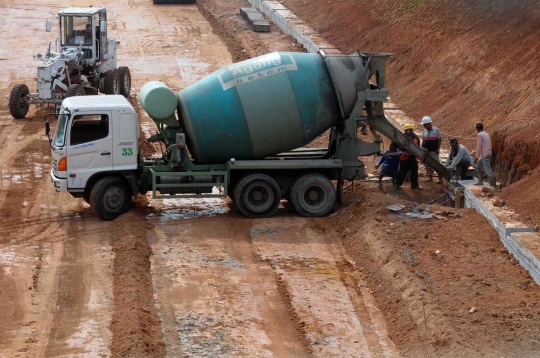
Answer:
[118, 66, 131, 98]
[9, 84, 30, 119]
[104, 70, 120, 95]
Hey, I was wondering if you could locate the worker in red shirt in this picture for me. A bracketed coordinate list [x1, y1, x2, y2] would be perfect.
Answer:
[396, 124, 423, 190]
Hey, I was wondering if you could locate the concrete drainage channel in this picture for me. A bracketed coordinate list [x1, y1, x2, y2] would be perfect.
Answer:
[246, 0, 540, 287]
[457, 181, 540, 284]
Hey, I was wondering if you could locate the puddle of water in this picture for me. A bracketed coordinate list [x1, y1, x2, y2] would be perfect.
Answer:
[0, 247, 33, 275]
[140, 121, 154, 140]
[33, 163, 43, 179]
[67, 319, 109, 357]
[147, 189, 230, 221]
[177, 58, 210, 86]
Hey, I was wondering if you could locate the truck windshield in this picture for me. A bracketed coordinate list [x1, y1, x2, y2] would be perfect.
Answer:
[61, 15, 92, 46]
[55, 107, 70, 147]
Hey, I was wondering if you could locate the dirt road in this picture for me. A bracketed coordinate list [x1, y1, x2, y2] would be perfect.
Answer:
[0, 1, 398, 357]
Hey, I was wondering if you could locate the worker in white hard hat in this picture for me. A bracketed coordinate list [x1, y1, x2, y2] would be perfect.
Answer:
[420, 116, 443, 184]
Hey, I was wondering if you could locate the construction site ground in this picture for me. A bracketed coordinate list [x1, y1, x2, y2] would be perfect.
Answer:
[0, 0, 539, 358]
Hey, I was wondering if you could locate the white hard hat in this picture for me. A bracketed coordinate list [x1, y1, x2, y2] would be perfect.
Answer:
[421, 116, 432, 125]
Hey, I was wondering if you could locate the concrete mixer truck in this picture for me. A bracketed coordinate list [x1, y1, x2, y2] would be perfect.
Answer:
[47, 51, 450, 220]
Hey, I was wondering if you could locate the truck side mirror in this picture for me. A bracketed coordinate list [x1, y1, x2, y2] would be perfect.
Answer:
[46, 19, 52, 32]
[100, 20, 107, 32]
[45, 121, 50, 136]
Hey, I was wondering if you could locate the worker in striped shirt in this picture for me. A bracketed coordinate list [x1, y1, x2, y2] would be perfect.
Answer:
[420, 116, 442, 184]
[474, 121, 496, 187]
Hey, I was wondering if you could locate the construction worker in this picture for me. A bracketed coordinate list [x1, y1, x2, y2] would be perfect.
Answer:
[420, 116, 442, 183]
[375, 142, 400, 189]
[474, 122, 496, 187]
[445, 138, 473, 180]
[396, 124, 422, 190]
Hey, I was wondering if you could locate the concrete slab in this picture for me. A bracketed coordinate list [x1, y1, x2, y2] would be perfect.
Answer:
[241, 6, 271, 32]
[511, 232, 540, 284]
[240, 7, 259, 19]
[253, 21, 271, 32]
[462, 184, 539, 285]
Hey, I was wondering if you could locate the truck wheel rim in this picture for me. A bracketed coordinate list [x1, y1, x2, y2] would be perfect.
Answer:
[245, 183, 273, 212]
[301, 185, 326, 211]
[103, 186, 124, 211]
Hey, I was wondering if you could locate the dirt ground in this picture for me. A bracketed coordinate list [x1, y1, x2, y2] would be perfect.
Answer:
[333, 185, 540, 357]
[0, 0, 539, 357]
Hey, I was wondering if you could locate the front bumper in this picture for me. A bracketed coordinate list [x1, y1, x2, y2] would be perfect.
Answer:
[50, 169, 67, 191]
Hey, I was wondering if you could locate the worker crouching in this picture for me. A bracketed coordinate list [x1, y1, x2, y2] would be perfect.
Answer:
[376, 142, 400, 189]
[445, 138, 473, 180]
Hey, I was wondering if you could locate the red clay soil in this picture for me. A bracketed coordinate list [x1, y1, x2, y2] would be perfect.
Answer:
[333, 185, 540, 357]
[109, 212, 166, 358]
[281, 0, 540, 195]
[499, 167, 540, 227]
[198, 0, 300, 62]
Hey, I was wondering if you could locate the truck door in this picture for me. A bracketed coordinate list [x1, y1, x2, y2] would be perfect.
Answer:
[66, 112, 113, 190]
[113, 112, 138, 170]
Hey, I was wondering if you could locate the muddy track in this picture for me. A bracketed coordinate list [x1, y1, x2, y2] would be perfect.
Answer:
[108, 212, 166, 357]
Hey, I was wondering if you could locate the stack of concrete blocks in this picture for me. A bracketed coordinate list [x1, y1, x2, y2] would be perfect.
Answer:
[246, 0, 340, 54]
[462, 185, 540, 286]
[240, 7, 271, 32]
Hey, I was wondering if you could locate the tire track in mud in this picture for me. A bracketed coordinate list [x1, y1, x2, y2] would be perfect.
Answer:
[43, 227, 87, 357]
[250, 218, 400, 357]
[108, 211, 166, 358]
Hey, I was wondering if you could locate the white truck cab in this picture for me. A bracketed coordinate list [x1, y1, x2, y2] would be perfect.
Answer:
[50, 95, 139, 205]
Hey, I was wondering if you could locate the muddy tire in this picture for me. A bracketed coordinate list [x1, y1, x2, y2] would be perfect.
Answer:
[9, 84, 30, 119]
[118, 66, 131, 98]
[65, 84, 86, 97]
[90, 176, 132, 221]
[234, 173, 280, 218]
[103, 70, 120, 95]
[290, 174, 335, 217]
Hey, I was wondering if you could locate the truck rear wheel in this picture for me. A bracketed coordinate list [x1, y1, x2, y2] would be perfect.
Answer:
[9, 84, 30, 119]
[118, 66, 131, 97]
[103, 70, 120, 95]
[65, 84, 86, 97]
[234, 174, 280, 218]
[290, 174, 336, 217]
[90, 176, 132, 221]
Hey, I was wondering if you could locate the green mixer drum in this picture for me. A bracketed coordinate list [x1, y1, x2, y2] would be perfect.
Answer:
[177, 52, 342, 164]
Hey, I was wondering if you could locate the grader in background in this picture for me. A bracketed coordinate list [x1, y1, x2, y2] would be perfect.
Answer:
[9, 7, 131, 119]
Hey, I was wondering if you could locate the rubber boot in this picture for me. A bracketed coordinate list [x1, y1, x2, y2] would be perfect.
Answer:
[489, 176, 497, 188]
[473, 171, 484, 186]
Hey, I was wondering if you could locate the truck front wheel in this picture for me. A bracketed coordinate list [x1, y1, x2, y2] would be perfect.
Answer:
[290, 174, 336, 217]
[234, 174, 280, 218]
[90, 176, 132, 221]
